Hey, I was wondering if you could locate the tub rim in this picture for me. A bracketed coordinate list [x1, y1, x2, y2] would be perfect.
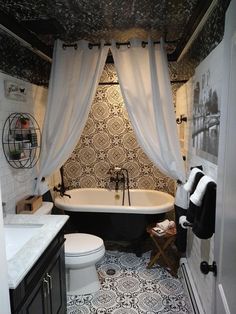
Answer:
[55, 188, 174, 215]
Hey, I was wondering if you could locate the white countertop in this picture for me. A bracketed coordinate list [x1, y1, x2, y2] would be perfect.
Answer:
[4, 213, 69, 289]
[33, 201, 54, 215]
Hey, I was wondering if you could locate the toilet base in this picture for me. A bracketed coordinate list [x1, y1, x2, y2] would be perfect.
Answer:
[66, 264, 101, 295]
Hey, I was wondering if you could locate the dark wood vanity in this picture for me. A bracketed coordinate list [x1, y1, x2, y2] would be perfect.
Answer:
[9, 229, 66, 314]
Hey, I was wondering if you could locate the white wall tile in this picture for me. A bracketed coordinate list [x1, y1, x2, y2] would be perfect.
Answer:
[0, 72, 47, 214]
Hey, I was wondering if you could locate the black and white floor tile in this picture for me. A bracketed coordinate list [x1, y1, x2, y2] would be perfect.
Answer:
[67, 251, 193, 314]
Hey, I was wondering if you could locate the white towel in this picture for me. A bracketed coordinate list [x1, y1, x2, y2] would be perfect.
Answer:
[175, 184, 189, 209]
[183, 168, 204, 192]
[190, 175, 215, 206]
[156, 219, 175, 230]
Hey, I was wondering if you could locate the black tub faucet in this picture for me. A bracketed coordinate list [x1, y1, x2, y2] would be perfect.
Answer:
[109, 172, 122, 192]
[108, 167, 124, 192]
[107, 167, 131, 206]
[53, 166, 71, 198]
[2, 202, 6, 218]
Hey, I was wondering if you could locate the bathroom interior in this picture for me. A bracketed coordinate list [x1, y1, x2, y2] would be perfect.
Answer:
[0, 0, 236, 313]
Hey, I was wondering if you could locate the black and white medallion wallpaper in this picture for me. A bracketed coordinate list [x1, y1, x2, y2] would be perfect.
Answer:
[63, 64, 175, 194]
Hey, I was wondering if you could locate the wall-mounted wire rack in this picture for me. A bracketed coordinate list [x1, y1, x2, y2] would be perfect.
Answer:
[2, 112, 41, 169]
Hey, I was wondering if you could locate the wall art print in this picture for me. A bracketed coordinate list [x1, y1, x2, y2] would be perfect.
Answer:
[4, 80, 27, 101]
[192, 43, 223, 164]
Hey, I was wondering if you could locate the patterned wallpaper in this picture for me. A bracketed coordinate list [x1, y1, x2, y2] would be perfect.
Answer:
[185, 0, 230, 67]
[63, 64, 175, 195]
[0, 0, 199, 44]
[0, 30, 50, 86]
[0, 1, 229, 87]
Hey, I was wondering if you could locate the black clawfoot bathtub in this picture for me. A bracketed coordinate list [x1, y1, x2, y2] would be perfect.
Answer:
[55, 188, 174, 241]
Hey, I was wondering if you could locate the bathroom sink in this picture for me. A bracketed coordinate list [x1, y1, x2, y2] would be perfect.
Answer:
[4, 224, 43, 261]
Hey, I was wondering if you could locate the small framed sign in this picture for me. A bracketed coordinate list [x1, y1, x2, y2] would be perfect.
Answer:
[4, 80, 27, 102]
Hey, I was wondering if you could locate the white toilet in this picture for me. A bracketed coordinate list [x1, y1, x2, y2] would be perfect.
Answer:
[34, 202, 105, 295]
[64, 233, 105, 295]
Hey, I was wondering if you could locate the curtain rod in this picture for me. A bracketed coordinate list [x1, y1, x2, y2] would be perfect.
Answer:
[98, 80, 187, 86]
[62, 39, 177, 50]
[99, 82, 119, 85]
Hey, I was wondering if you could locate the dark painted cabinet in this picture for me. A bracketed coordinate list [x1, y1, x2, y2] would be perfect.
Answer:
[10, 230, 66, 314]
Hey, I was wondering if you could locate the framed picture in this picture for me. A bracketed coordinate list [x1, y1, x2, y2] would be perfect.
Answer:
[192, 44, 222, 164]
[4, 80, 27, 102]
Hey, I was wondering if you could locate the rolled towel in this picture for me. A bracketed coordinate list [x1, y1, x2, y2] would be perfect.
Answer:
[179, 216, 192, 229]
[190, 175, 215, 206]
[153, 220, 175, 236]
[184, 168, 204, 192]
[156, 219, 170, 231]
[156, 219, 175, 231]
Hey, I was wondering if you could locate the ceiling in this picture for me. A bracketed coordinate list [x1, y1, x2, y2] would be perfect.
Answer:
[0, 0, 230, 86]
[1, 0, 200, 43]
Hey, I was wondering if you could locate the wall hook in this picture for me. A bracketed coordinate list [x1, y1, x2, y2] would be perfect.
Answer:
[176, 114, 188, 124]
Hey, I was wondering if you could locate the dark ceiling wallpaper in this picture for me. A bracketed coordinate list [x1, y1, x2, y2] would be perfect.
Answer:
[0, 0, 198, 44]
[0, 0, 230, 86]
[186, 0, 230, 65]
[0, 30, 51, 86]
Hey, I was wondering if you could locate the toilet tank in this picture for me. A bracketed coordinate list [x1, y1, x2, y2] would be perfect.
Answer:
[33, 202, 54, 215]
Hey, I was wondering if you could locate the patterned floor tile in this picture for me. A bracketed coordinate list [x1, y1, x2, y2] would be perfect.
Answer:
[67, 251, 193, 314]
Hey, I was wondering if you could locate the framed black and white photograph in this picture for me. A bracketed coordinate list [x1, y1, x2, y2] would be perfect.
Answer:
[192, 45, 222, 164]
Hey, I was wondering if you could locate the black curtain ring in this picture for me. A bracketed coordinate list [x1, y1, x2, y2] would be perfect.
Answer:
[141, 41, 146, 48]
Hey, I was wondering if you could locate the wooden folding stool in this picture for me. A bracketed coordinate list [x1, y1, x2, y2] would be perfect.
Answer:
[146, 226, 177, 276]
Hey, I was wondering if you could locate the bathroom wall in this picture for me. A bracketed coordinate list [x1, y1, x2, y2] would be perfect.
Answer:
[176, 42, 223, 313]
[63, 64, 175, 195]
[175, 78, 193, 161]
[0, 72, 48, 214]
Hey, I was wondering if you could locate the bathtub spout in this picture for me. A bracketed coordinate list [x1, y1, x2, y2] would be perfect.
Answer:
[53, 184, 71, 198]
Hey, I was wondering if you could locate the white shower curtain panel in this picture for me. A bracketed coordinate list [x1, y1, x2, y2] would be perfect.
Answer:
[35, 40, 109, 194]
[111, 39, 187, 207]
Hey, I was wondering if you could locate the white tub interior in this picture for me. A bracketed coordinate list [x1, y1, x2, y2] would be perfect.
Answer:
[55, 188, 174, 214]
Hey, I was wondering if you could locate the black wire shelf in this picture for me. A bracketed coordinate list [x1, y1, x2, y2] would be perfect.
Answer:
[2, 112, 42, 169]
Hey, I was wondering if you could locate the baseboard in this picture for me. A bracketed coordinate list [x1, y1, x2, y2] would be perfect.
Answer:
[179, 258, 205, 314]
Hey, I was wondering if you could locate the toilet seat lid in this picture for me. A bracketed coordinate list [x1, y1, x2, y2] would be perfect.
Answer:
[65, 233, 104, 256]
